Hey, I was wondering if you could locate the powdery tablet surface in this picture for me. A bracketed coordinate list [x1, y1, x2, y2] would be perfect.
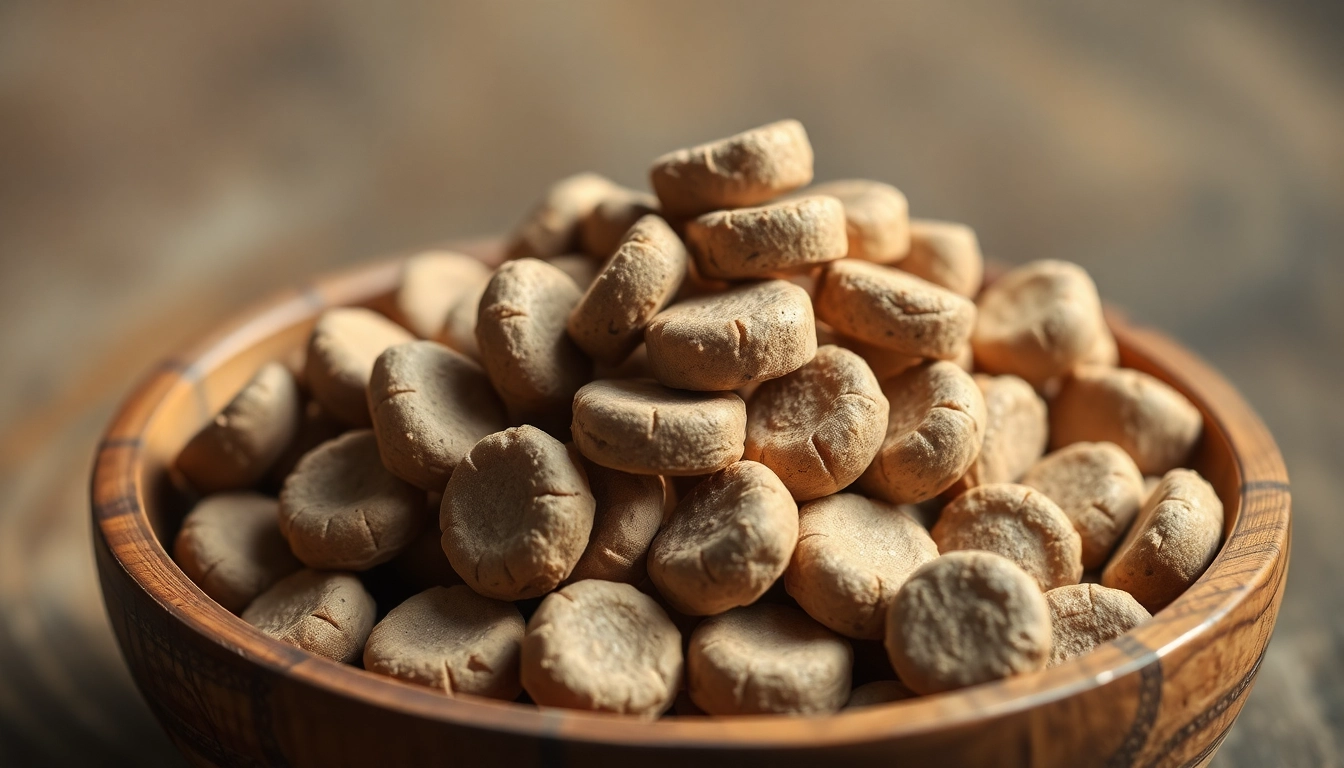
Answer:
[802, 180, 910, 264]
[579, 187, 660, 259]
[648, 461, 798, 616]
[885, 551, 1051, 695]
[393, 251, 493, 339]
[971, 260, 1107, 386]
[476, 258, 593, 434]
[440, 426, 595, 600]
[571, 379, 746, 476]
[897, 219, 984, 298]
[1050, 365, 1203, 476]
[567, 215, 689, 364]
[306, 308, 415, 427]
[815, 259, 976, 360]
[177, 362, 301, 493]
[242, 569, 376, 664]
[1101, 468, 1224, 612]
[368, 341, 508, 492]
[363, 585, 524, 699]
[931, 483, 1083, 591]
[1045, 583, 1150, 667]
[858, 361, 987, 504]
[279, 430, 425, 570]
[784, 494, 938, 639]
[956, 374, 1048, 490]
[744, 345, 889, 501]
[686, 196, 847, 280]
[565, 459, 666, 584]
[521, 580, 682, 719]
[1022, 442, 1146, 570]
[506, 172, 618, 261]
[173, 492, 301, 614]
[845, 680, 917, 708]
[645, 280, 817, 391]
[688, 603, 852, 716]
[650, 119, 814, 217]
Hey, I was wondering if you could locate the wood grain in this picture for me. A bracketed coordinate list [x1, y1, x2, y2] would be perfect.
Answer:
[1, 2, 1340, 765]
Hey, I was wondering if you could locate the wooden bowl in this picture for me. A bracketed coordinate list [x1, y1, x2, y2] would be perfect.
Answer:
[92, 242, 1290, 768]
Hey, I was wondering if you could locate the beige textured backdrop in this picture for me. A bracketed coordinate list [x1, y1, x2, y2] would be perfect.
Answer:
[1, 2, 1341, 765]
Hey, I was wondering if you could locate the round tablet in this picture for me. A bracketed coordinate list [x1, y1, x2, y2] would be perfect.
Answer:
[241, 569, 376, 664]
[440, 426, 595, 600]
[931, 483, 1083, 591]
[506, 172, 618, 261]
[393, 251, 492, 339]
[177, 362, 301, 493]
[565, 459, 665, 584]
[522, 580, 682, 718]
[784, 494, 938, 639]
[1050, 365, 1203, 476]
[436, 280, 487, 361]
[279, 430, 426, 570]
[1022, 442, 1146, 569]
[568, 215, 689, 364]
[686, 196, 848, 280]
[956, 374, 1048, 489]
[476, 258, 593, 435]
[815, 259, 976, 360]
[971, 260, 1106, 386]
[1101, 468, 1223, 612]
[578, 187, 660, 259]
[688, 603, 852, 716]
[744, 345, 889, 501]
[885, 551, 1051, 695]
[368, 340, 508, 492]
[845, 680, 917, 708]
[305, 307, 415, 427]
[896, 219, 984, 298]
[650, 119, 814, 217]
[174, 492, 301, 614]
[648, 461, 798, 616]
[803, 180, 910, 265]
[571, 378, 745, 476]
[645, 280, 817, 392]
[858, 361, 987, 504]
[363, 585, 524, 699]
[1045, 583, 1150, 667]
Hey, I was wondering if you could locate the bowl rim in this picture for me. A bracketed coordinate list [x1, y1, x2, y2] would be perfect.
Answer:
[91, 246, 1291, 749]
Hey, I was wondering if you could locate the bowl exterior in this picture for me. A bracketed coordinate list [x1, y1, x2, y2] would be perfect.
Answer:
[91, 255, 1290, 768]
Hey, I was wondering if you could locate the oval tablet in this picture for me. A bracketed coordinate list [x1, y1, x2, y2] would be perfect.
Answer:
[803, 179, 910, 265]
[744, 345, 889, 501]
[858, 361, 987, 504]
[565, 459, 666, 585]
[885, 551, 1051, 695]
[1022, 442, 1146, 570]
[1045, 583, 1150, 667]
[242, 569, 376, 664]
[686, 196, 848, 280]
[279, 430, 426, 570]
[815, 259, 976, 360]
[174, 492, 301, 614]
[177, 362, 301, 493]
[646, 280, 817, 392]
[305, 308, 415, 427]
[648, 461, 798, 616]
[955, 374, 1048, 490]
[368, 341, 508, 492]
[650, 119, 814, 217]
[572, 378, 745, 476]
[579, 187, 660, 259]
[440, 426, 595, 601]
[522, 580, 682, 719]
[897, 219, 984, 298]
[364, 585, 524, 699]
[506, 172, 618, 261]
[931, 483, 1084, 591]
[393, 251, 492, 339]
[688, 603, 851, 716]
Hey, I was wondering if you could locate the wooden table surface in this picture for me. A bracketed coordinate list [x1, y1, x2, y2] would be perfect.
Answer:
[1, 3, 1341, 765]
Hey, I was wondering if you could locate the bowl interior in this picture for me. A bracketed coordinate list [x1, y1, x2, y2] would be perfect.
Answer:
[103, 248, 1284, 749]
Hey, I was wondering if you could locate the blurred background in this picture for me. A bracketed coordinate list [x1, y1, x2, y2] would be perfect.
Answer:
[1, 2, 1341, 765]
